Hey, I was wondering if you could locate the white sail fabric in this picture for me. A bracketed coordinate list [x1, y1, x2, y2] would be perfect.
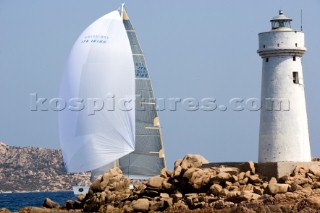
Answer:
[59, 10, 135, 173]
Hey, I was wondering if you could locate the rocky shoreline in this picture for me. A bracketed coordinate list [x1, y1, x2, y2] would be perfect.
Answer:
[3, 154, 320, 213]
[0, 142, 90, 192]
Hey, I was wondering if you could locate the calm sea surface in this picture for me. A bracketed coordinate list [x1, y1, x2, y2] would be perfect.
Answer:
[0, 191, 76, 212]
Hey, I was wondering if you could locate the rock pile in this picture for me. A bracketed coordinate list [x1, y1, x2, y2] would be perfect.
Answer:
[19, 154, 320, 212]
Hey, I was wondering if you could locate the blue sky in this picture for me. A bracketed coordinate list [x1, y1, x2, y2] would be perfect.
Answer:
[1, 0, 320, 169]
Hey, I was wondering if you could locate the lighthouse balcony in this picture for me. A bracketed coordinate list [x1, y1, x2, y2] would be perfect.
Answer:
[257, 47, 306, 58]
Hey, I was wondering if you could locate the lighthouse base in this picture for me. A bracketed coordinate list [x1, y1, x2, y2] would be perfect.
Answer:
[255, 161, 320, 179]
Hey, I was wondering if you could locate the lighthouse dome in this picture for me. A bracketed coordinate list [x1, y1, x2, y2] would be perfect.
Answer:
[270, 10, 292, 31]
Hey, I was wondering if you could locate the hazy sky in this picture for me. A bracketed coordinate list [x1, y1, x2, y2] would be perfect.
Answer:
[1, 0, 320, 169]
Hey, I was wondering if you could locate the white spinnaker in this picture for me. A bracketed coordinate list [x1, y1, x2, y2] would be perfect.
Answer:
[59, 11, 135, 173]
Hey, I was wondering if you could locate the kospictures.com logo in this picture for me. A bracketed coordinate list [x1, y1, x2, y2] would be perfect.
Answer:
[29, 93, 290, 115]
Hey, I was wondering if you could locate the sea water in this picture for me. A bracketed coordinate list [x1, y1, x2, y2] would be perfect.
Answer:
[0, 191, 76, 212]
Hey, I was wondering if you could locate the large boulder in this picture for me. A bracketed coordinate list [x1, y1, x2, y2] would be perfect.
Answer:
[90, 167, 130, 193]
[265, 184, 289, 195]
[210, 184, 223, 195]
[309, 165, 320, 177]
[132, 198, 150, 212]
[179, 154, 209, 170]
[147, 176, 165, 190]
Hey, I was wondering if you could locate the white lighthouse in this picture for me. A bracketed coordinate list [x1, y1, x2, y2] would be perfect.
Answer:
[257, 10, 311, 163]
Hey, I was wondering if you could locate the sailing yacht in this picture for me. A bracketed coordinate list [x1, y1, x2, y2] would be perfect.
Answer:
[59, 4, 166, 194]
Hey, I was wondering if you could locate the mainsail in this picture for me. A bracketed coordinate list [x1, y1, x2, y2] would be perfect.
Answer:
[60, 5, 165, 179]
[119, 7, 166, 179]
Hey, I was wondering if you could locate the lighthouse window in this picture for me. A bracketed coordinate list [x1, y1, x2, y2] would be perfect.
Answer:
[293, 72, 299, 84]
[295, 43, 298, 47]
[293, 56, 296, 61]
[266, 58, 269, 62]
[277, 43, 280, 47]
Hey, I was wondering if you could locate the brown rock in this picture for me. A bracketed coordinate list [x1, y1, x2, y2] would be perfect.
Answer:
[210, 184, 222, 195]
[265, 184, 289, 195]
[214, 200, 224, 209]
[147, 176, 164, 190]
[309, 165, 320, 177]
[123, 204, 134, 213]
[161, 197, 173, 209]
[160, 193, 170, 198]
[225, 191, 251, 203]
[43, 198, 59, 209]
[0, 209, 11, 213]
[166, 170, 173, 177]
[232, 175, 238, 182]
[183, 168, 197, 180]
[132, 198, 150, 212]
[293, 165, 309, 176]
[305, 197, 320, 208]
[217, 172, 232, 182]
[239, 177, 249, 185]
[172, 193, 183, 203]
[227, 185, 239, 192]
[253, 186, 263, 195]
[220, 188, 229, 196]
[217, 167, 239, 176]
[160, 168, 167, 178]
[244, 183, 253, 191]
[240, 161, 255, 174]
[23, 207, 53, 213]
[149, 200, 164, 211]
[179, 154, 209, 170]
[313, 182, 320, 189]
[269, 177, 277, 184]
[241, 190, 261, 201]
[174, 166, 182, 177]
[173, 200, 189, 210]
[77, 194, 86, 202]
[174, 159, 182, 169]
[249, 174, 262, 183]
[294, 177, 309, 185]
[238, 172, 245, 180]
[189, 169, 205, 189]
[162, 179, 173, 190]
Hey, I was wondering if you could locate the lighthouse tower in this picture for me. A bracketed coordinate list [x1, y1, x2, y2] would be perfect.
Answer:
[257, 10, 311, 163]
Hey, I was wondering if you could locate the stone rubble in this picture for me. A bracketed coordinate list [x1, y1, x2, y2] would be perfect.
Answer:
[15, 154, 320, 212]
